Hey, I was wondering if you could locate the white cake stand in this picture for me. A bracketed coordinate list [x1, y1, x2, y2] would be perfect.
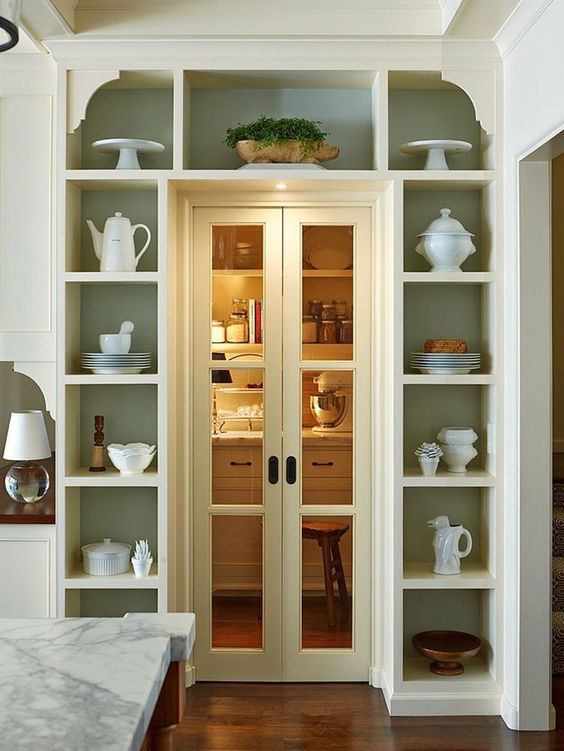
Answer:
[91, 138, 165, 169]
[399, 139, 472, 170]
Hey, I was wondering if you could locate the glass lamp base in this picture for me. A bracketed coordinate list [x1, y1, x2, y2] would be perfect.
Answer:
[5, 461, 49, 504]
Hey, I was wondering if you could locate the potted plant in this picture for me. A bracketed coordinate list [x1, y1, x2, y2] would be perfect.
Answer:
[415, 442, 443, 476]
[131, 539, 153, 578]
[224, 116, 340, 165]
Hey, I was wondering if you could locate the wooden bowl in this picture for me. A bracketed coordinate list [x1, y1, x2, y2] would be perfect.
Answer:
[412, 630, 482, 676]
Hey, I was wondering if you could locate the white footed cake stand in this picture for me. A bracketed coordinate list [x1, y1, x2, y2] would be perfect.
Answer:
[399, 139, 472, 170]
[92, 138, 165, 169]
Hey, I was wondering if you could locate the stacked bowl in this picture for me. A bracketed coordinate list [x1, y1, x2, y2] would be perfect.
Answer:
[107, 442, 156, 475]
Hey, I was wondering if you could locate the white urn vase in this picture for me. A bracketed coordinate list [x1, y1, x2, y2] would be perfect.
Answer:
[438, 426, 478, 473]
[415, 208, 476, 272]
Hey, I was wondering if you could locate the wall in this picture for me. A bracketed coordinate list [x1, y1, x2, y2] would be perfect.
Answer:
[502, 0, 564, 731]
[553, 154, 564, 455]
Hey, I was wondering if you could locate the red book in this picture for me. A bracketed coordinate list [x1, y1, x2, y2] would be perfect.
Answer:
[255, 300, 262, 344]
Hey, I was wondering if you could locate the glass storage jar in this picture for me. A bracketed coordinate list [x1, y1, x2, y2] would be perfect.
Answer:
[333, 299, 347, 317]
[231, 298, 248, 316]
[338, 319, 353, 344]
[211, 320, 226, 343]
[318, 320, 337, 344]
[321, 303, 336, 321]
[308, 299, 323, 319]
[226, 313, 249, 343]
[302, 315, 317, 343]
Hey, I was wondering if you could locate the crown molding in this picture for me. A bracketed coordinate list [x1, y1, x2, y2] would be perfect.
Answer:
[440, 0, 468, 33]
[494, 0, 555, 59]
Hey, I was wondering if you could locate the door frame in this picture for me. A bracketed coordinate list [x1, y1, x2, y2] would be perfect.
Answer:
[176, 185, 386, 683]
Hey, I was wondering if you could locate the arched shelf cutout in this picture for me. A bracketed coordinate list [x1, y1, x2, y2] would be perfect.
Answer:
[4, 362, 56, 432]
[441, 70, 496, 137]
[67, 69, 174, 170]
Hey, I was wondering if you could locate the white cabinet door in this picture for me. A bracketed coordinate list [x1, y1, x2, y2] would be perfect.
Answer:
[0, 526, 54, 617]
[0, 69, 55, 364]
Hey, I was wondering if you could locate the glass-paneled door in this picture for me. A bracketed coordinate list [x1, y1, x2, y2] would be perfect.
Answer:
[192, 205, 372, 681]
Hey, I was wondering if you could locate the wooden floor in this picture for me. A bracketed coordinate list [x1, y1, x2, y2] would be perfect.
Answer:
[176, 682, 564, 751]
[212, 596, 352, 649]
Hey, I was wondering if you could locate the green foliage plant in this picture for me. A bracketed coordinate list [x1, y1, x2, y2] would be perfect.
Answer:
[224, 116, 329, 158]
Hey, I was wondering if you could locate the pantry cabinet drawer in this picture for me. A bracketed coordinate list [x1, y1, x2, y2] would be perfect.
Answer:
[212, 489, 263, 505]
[302, 448, 352, 478]
[212, 448, 263, 478]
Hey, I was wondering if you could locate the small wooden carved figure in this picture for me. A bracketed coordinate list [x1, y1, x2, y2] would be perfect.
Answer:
[89, 414, 106, 472]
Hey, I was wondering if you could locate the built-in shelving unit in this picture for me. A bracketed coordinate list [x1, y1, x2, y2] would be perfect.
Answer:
[57, 62, 502, 713]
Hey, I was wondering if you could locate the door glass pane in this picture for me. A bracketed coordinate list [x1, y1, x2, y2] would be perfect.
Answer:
[211, 515, 263, 649]
[211, 366, 264, 506]
[302, 225, 354, 362]
[211, 225, 264, 362]
[301, 515, 353, 649]
[301, 370, 353, 505]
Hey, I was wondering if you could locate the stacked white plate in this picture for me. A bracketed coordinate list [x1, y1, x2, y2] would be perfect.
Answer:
[409, 352, 481, 375]
[81, 352, 152, 375]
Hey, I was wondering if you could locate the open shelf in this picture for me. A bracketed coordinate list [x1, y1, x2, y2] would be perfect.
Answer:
[65, 272, 160, 284]
[68, 71, 174, 171]
[402, 656, 497, 691]
[184, 70, 377, 170]
[388, 71, 485, 171]
[403, 563, 495, 589]
[402, 272, 495, 284]
[65, 181, 159, 273]
[65, 589, 158, 617]
[402, 374, 496, 385]
[403, 185, 495, 273]
[65, 468, 159, 487]
[403, 468, 495, 487]
[65, 571, 160, 589]
[65, 282, 158, 376]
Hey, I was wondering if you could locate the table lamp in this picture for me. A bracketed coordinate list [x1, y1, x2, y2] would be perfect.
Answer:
[3, 410, 51, 503]
[212, 353, 232, 435]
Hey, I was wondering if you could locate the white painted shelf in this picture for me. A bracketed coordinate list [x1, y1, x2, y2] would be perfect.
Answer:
[65, 374, 160, 385]
[65, 468, 159, 487]
[403, 468, 496, 487]
[402, 374, 496, 385]
[64, 570, 160, 589]
[212, 269, 262, 277]
[64, 272, 160, 284]
[402, 657, 498, 692]
[403, 563, 496, 589]
[402, 272, 495, 284]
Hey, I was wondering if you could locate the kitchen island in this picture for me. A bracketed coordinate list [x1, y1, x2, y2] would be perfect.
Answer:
[0, 612, 195, 751]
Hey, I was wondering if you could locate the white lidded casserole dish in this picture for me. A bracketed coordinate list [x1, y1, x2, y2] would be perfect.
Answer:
[81, 538, 131, 576]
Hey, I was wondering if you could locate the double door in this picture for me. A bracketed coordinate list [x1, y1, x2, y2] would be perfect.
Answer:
[193, 205, 372, 681]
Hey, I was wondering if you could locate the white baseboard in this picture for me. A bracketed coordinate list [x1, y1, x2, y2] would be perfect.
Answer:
[387, 691, 500, 716]
[185, 663, 196, 688]
[368, 665, 382, 687]
[500, 693, 518, 729]
[381, 669, 393, 712]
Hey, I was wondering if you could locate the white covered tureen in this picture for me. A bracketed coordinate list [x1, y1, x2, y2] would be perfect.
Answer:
[415, 208, 476, 272]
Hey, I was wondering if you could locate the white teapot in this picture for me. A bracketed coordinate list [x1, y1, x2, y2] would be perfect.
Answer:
[87, 212, 151, 272]
[427, 515, 472, 575]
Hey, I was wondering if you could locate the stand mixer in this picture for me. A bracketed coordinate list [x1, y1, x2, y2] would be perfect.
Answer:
[310, 371, 353, 434]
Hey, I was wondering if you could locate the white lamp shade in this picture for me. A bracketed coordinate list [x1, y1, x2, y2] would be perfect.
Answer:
[3, 411, 51, 461]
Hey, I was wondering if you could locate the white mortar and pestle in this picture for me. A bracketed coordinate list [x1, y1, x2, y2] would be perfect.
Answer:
[99, 320, 135, 354]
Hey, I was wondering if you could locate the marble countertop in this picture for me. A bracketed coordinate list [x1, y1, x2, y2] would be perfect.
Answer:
[0, 612, 195, 751]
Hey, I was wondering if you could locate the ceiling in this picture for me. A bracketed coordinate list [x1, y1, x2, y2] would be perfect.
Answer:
[20, 0, 520, 45]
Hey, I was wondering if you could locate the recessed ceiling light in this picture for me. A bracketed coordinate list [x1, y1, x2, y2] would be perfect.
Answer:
[275, 183, 288, 190]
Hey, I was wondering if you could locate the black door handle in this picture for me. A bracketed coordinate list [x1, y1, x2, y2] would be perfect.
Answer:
[230, 461, 252, 466]
[312, 461, 334, 467]
[268, 456, 279, 484]
[286, 456, 297, 484]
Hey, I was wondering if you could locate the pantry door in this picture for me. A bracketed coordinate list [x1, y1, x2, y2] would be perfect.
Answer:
[282, 207, 373, 681]
[192, 207, 283, 681]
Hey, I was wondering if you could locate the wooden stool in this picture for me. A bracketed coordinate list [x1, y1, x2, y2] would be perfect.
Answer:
[302, 521, 349, 627]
